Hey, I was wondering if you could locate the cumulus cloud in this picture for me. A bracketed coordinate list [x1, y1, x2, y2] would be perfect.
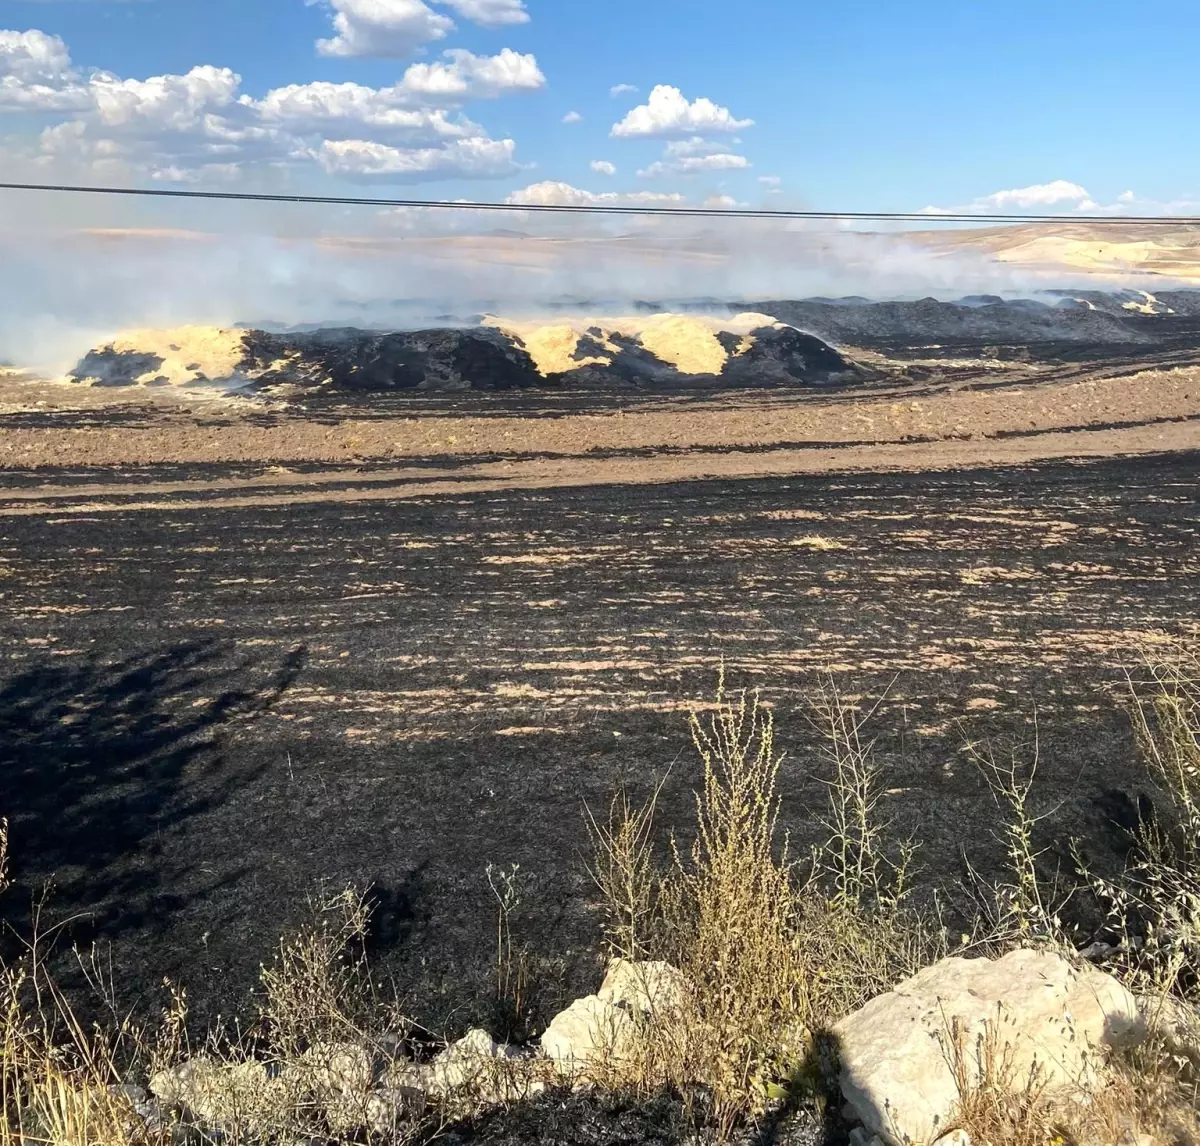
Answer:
[0, 28, 90, 110]
[639, 152, 749, 178]
[611, 85, 752, 139]
[0, 28, 72, 85]
[315, 0, 455, 59]
[312, 0, 529, 58]
[506, 180, 684, 207]
[399, 47, 544, 101]
[438, 0, 529, 26]
[316, 134, 518, 179]
[609, 83, 637, 97]
[922, 179, 1104, 216]
[977, 179, 1090, 209]
[0, 29, 541, 183]
[590, 159, 615, 176]
[562, 110, 582, 124]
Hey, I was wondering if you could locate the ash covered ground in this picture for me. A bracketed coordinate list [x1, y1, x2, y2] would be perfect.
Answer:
[0, 287, 1198, 1054]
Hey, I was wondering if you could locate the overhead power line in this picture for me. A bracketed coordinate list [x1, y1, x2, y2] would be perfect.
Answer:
[1, 180, 1199, 226]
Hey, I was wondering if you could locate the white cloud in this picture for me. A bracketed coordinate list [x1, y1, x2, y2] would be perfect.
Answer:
[0, 28, 538, 183]
[0, 28, 90, 110]
[398, 47, 544, 102]
[315, 0, 455, 59]
[611, 84, 752, 139]
[609, 83, 637, 97]
[258, 84, 480, 143]
[922, 179, 1099, 216]
[506, 180, 684, 207]
[639, 151, 749, 178]
[978, 179, 1090, 209]
[0, 28, 72, 84]
[438, 0, 529, 25]
[590, 159, 615, 176]
[703, 194, 742, 209]
[29, 65, 282, 183]
[316, 135, 518, 179]
[562, 110, 582, 124]
[758, 175, 781, 187]
[1118, 189, 1135, 203]
[312, 0, 529, 58]
[90, 66, 244, 131]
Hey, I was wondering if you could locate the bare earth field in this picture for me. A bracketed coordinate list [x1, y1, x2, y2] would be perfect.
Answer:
[1, 337, 1199, 1044]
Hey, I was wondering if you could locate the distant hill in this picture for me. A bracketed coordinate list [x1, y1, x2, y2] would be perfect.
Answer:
[908, 221, 1200, 280]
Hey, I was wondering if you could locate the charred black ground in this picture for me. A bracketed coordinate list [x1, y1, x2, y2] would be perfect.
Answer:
[2, 450, 1197, 1038]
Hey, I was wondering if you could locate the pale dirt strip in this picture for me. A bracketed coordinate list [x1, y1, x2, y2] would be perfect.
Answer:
[2, 367, 1198, 470]
[2, 420, 1196, 517]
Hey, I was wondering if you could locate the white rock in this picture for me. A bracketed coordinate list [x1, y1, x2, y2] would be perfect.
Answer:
[148, 1057, 270, 1125]
[381, 1058, 434, 1094]
[429, 1028, 506, 1094]
[833, 949, 1142, 1146]
[597, 959, 688, 1015]
[540, 994, 635, 1076]
[300, 1041, 375, 1096]
[364, 1088, 422, 1135]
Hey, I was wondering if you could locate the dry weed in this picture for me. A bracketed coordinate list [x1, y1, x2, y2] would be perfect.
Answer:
[944, 1013, 1200, 1146]
[585, 672, 942, 1133]
[1081, 638, 1200, 999]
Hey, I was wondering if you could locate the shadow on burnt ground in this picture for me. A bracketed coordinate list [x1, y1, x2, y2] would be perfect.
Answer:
[0, 640, 306, 999]
[437, 1083, 842, 1146]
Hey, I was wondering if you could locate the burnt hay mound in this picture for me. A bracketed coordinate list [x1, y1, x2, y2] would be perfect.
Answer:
[65, 314, 857, 397]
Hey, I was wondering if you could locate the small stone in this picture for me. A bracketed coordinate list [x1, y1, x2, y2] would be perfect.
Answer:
[300, 1041, 376, 1096]
[429, 1028, 505, 1094]
[149, 1057, 270, 1125]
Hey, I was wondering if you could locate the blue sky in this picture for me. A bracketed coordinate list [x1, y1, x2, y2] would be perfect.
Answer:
[0, 0, 1197, 214]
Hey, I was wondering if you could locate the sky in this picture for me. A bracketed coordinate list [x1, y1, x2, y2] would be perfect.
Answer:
[1, 0, 1199, 215]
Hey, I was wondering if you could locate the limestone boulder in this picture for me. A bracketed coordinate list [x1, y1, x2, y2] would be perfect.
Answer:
[597, 958, 688, 1016]
[540, 994, 635, 1076]
[833, 948, 1143, 1146]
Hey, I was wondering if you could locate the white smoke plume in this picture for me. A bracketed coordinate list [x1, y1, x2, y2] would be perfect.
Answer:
[0, 184, 1155, 375]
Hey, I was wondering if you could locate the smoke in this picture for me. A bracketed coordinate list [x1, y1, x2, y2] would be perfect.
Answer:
[0, 189, 1151, 375]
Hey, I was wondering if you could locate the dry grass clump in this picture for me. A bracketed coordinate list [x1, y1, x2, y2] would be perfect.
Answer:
[945, 1016, 1200, 1146]
[1, 928, 163, 1144]
[1106, 639, 1200, 996]
[0, 883, 427, 1146]
[940, 637, 1200, 1146]
[586, 672, 943, 1130]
